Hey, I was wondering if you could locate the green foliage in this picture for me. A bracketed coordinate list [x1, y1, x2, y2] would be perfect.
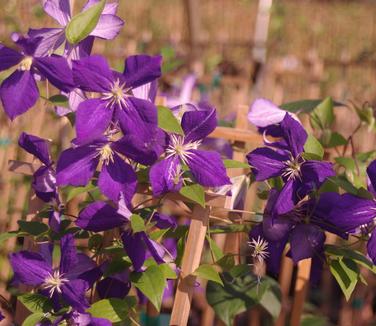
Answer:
[223, 159, 249, 169]
[48, 94, 69, 108]
[130, 214, 146, 233]
[18, 293, 53, 313]
[130, 265, 166, 311]
[18, 220, 48, 236]
[65, 182, 96, 202]
[157, 106, 184, 135]
[194, 264, 223, 285]
[310, 97, 335, 129]
[179, 184, 206, 207]
[65, 0, 106, 44]
[280, 98, 343, 114]
[304, 134, 324, 160]
[87, 297, 137, 323]
[22, 312, 46, 326]
[206, 269, 281, 326]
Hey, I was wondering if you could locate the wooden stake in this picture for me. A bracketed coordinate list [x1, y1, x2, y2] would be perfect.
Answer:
[170, 205, 210, 326]
[290, 258, 312, 326]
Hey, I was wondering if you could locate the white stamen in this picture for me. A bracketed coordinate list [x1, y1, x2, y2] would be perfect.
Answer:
[19, 56, 33, 71]
[102, 79, 130, 109]
[281, 157, 303, 181]
[97, 144, 115, 165]
[248, 236, 269, 262]
[41, 270, 69, 298]
[165, 134, 201, 165]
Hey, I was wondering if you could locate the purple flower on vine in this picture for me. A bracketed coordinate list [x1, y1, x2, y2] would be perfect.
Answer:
[150, 106, 231, 196]
[247, 113, 334, 214]
[10, 234, 100, 312]
[72, 54, 162, 145]
[0, 36, 74, 120]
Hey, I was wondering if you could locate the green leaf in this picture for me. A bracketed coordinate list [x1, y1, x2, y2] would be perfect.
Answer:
[206, 271, 281, 325]
[206, 236, 224, 261]
[130, 214, 146, 233]
[329, 258, 359, 300]
[216, 254, 236, 272]
[18, 221, 48, 236]
[194, 264, 223, 285]
[179, 184, 206, 207]
[223, 159, 249, 169]
[159, 263, 177, 279]
[65, 0, 106, 44]
[87, 297, 136, 322]
[48, 94, 69, 108]
[280, 98, 344, 114]
[324, 132, 347, 148]
[18, 293, 52, 313]
[335, 157, 356, 171]
[130, 265, 166, 311]
[65, 182, 96, 202]
[157, 106, 184, 135]
[304, 134, 324, 159]
[310, 97, 335, 129]
[22, 312, 46, 326]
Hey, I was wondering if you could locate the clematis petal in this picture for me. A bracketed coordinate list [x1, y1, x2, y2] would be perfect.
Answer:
[273, 179, 301, 215]
[246, 147, 288, 181]
[123, 55, 162, 89]
[150, 156, 183, 196]
[181, 107, 217, 142]
[301, 160, 335, 189]
[56, 143, 99, 187]
[33, 56, 75, 92]
[132, 80, 158, 103]
[18, 132, 51, 165]
[262, 215, 293, 242]
[75, 98, 112, 145]
[59, 233, 78, 274]
[42, 0, 71, 26]
[77, 201, 127, 232]
[289, 224, 325, 263]
[72, 55, 113, 92]
[28, 28, 65, 57]
[98, 153, 137, 203]
[90, 14, 124, 40]
[9, 251, 51, 286]
[152, 212, 177, 229]
[327, 193, 376, 233]
[33, 166, 57, 202]
[0, 70, 39, 120]
[366, 160, 376, 196]
[142, 233, 166, 264]
[248, 98, 289, 128]
[367, 230, 376, 264]
[97, 277, 131, 299]
[112, 128, 166, 165]
[61, 279, 89, 313]
[280, 113, 307, 157]
[122, 231, 147, 271]
[187, 149, 231, 187]
[116, 96, 158, 137]
[68, 36, 95, 60]
[0, 44, 23, 71]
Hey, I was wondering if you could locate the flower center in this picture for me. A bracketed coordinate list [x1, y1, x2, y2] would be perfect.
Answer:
[282, 157, 302, 181]
[98, 144, 114, 165]
[19, 56, 33, 71]
[165, 134, 201, 165]
[248, 236, 269, 262]
[102, 79, 128, 109]
[42, 270, 69, 298]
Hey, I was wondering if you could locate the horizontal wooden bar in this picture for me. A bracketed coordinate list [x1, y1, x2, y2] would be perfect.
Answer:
[9, 160, 230, 209]
[209, 126, 262, 144]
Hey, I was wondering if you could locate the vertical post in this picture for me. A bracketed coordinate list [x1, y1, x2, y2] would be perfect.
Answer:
[170, 205, 210, 326]
[290, 258, 312, 326]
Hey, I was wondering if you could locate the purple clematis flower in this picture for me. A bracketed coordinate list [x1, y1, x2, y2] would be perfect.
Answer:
[249, 190, 344, 276]
[56, 136, 143, 203]
[77, 201, 174, 271]
[247, 113, 334, 215]
[72, 54, 162, 144]
[150, 106, 231, 196]
[0, 36, 75, 120]
[10, 234, 99, 312]
[328, 160, 376, 264]
[29, 0, 124, 58]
